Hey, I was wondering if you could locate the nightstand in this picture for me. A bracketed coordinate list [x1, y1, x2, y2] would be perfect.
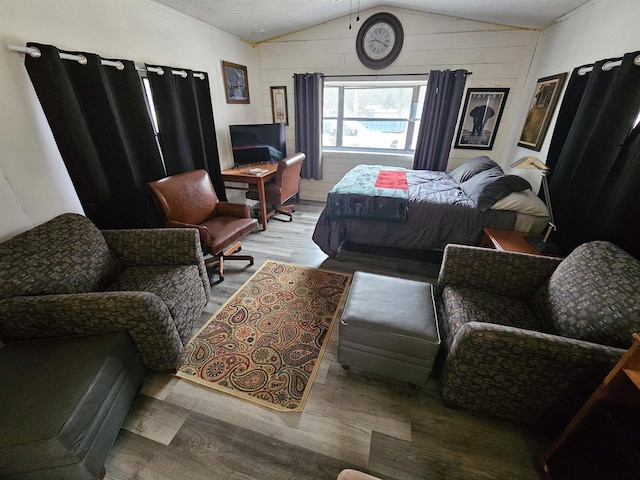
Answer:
[481, 228, 561, 256]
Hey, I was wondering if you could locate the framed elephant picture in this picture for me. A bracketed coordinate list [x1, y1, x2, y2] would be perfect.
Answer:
[454, 88, 509, 150]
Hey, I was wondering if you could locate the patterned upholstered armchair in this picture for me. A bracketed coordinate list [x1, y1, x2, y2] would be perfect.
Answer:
[436, 241, 640, 429]
[0, 213, 210, 371]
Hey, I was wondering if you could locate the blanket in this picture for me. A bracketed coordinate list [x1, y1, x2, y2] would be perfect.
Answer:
[326, 165, 409, 222]
[313, 169, 517, 256]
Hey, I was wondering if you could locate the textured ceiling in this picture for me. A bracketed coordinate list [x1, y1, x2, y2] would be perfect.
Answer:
[154, 0, 592, 43]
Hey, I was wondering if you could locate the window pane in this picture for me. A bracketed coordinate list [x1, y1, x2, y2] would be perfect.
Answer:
[323, 119, 337, 147]
[323, 82, 426, 151]
[343, 87, 413, 118]
[414, 85, 427, 120]
[323, 86, 339, 118]
[342, 87, 412, 149]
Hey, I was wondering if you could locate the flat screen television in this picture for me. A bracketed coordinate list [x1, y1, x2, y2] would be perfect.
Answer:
[229, 123, 286, 166]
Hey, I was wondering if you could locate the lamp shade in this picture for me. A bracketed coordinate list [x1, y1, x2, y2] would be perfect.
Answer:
[510, 156, 549, 171]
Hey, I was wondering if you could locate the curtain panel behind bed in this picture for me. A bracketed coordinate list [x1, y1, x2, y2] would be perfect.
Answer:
[413, 69, 468, 171]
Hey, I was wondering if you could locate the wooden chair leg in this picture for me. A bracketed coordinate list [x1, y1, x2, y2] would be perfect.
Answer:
[218, 255, 224, 282]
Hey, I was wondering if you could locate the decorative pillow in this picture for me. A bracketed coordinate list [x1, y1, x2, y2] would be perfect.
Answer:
[448, 156, 500, 183]
[491, 190, 549, 216]
[460, 167, 532, 212]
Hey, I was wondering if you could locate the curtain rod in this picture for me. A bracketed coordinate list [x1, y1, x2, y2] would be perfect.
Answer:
[321, 71, 472, 79]
[577, 54, 640, 75]
[7, 44, 206, 80]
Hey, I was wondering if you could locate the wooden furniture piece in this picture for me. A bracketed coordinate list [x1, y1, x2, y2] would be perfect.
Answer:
[246, 153, 305, 223]
[539, 333, 640, 479]
[221, 161, 278, 230]
[481, 227, 561, 256]
[147, 169, 258, 283]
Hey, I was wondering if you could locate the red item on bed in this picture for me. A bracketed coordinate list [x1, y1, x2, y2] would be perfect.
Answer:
[375, 170, 408, 190]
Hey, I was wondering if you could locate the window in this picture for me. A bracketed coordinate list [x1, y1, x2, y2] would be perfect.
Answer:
[140, 75, 166, 172]
[323, 80, 426, 152]
[141, 77, 160, 134]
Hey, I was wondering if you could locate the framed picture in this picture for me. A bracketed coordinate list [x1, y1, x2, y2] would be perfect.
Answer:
[454, 88, 510, 150]
[270, 86, 288, 125]
[222, 61, 250, 104]
[518, 72, 568, 151]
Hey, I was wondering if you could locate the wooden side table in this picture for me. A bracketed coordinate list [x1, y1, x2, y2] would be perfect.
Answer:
[538, 333, 640, 479]
[481, 228, 561, 256]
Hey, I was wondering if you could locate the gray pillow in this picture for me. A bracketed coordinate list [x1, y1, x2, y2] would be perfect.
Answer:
[449, 156, 501, 183]
[503, 174, 532, 193]
[461, 167, 532, 212]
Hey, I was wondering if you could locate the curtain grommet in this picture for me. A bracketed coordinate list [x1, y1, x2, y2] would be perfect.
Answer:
[27, 46, 41, 58]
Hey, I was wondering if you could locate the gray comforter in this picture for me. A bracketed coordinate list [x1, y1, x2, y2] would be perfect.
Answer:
[312, 169, 516, 256]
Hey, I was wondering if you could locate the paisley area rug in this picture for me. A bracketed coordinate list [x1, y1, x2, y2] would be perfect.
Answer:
[177, 260, 351, 412]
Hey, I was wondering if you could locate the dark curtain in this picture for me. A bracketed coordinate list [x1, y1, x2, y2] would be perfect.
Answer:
[544, 67, 590, 174]
[294, 73, 324, 180]
[546, 51, 640, 257]
[24, 43, 165, 229]
[145, 66, 226, 200]
[412, 69, 468, 171]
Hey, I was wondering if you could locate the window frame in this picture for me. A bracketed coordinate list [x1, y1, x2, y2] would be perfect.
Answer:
[322, 79, 426, 154]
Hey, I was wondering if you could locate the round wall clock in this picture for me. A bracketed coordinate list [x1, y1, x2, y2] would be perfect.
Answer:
[356, 12, 404, 70]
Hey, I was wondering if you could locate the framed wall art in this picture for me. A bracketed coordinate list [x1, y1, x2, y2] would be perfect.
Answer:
[454, 87, 509, 150]
[270, 86, 288, 125]
[517, 72, 567, 151]
[222, 61, 250, 104]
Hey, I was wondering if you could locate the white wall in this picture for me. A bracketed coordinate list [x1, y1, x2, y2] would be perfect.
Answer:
[504, 0, 640, 188]
[0, 0, 261, 241]
[257, 6, 540, 201]
[3, 0, 636, 237]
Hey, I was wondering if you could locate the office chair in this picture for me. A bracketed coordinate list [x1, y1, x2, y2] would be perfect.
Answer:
[246, 152, 305, 222]
[147, 169, 258, 283]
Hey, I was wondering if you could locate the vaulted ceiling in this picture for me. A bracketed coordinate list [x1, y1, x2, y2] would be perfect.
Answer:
[154, 0, 592, 43]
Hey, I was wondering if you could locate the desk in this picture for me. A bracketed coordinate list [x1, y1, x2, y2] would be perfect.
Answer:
[221, 162, 278, 231]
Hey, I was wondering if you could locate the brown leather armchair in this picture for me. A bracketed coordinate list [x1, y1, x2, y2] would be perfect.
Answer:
[147, 169, 258, 283]
[247, 152, 305, 222]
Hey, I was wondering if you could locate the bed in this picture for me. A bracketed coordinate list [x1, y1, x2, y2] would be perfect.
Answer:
[312, 157, 550, 256]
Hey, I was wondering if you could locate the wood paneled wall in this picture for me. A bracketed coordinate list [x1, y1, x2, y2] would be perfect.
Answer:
[257, 7, 540, 202]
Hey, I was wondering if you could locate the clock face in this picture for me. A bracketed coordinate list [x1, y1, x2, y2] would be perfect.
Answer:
[356, 13, 404, 69]
[363, 22, 396, 60]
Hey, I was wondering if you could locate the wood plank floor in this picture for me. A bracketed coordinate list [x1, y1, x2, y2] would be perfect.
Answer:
[105, 201, 549, 480]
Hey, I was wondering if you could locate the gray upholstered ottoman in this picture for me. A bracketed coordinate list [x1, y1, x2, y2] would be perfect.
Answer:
[0, 332, 145, 480]
[338, 271, 440, 385]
